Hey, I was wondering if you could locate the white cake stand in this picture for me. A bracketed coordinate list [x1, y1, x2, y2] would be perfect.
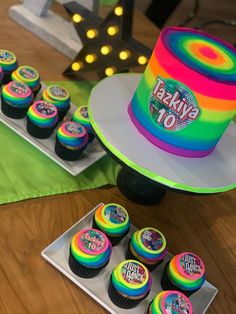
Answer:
[88, 73, 236, 204]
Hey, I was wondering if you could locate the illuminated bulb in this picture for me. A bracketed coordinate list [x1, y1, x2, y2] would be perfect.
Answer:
[71, 62, 82, 71]
[119, 50, 130, 60]
[105, 67, 116, 76]
[138, 56, 148, 65]
[100, 45, 112, 55]
[72, 14, 82, 23]
[107, 26, 119, 36]
[86, 29, 98, 39]
[85, 54, 97, 63]
[114, 6, 123, 16]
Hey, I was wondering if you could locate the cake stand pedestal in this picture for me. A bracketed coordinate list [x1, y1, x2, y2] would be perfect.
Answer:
[88, 74, 236, 205]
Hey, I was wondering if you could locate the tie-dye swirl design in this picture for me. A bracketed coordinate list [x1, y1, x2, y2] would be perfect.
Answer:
[11, 66, 40, 92]
[27, 101, 58, 128]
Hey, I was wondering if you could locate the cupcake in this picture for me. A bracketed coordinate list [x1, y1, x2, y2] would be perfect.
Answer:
[148, 290, 193, 314]
[128, 227, 167, 271]
[26, 100, 58, 138]
[69, 228, 112, 278]
[42, 85, 70, 120]
[72, 106, 95, 142]
[0, 66, 3, 86]
[55, 121, 89, 161]
[93, 203, 130, 246]
[0, 49, 18, 84]
[11, 65, 41, 97]
[108, 259, 152, 309]
[161, 252, 206, 297]
[1, 81, 33, 119]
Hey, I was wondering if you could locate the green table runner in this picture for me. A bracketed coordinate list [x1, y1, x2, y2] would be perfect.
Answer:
[0, 81, 120, 205]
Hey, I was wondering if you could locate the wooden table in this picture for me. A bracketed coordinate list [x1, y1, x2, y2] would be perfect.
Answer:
[0, 1, 235, 313]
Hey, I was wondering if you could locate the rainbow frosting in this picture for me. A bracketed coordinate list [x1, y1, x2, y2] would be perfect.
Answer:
[130, 227, 167, 265]
[128, 27, 236, 157]
[72, 106, 93, 134]
[27, 101, 58, 128]
[149, 290, 192, 314]
[0, 49, 17, 74]
[0, 66, 3, 83]
[56, 121, 89, 150]
[2, 80, 33, 108]
[167, 252, 205, 291]
[11, 66, 40, 93]
[111, 260, 152, 300]
[70, 228, 112, 269]
[94, 203, 130, 238]
[42, 85, 70, 113]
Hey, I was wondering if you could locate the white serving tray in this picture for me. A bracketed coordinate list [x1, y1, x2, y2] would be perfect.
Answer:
[41, 204, 218, 314]
[0, 83, 106, 176]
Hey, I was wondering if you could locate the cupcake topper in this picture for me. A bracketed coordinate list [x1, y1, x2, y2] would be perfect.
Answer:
[77, 228, 109, 255]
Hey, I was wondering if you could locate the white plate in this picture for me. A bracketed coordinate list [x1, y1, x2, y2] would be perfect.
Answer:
[0, 83, 106, 176]
[41, 204, 218, 314]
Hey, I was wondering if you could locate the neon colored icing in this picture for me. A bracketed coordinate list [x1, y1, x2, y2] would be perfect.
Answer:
[111, 260, 152, 298]
[56, 121, 89, 149]
[11, 66, 40, 90]
[167, 252, 205, 291]
[27, 101, 58, 128]
[42, 85, 70, 110]
[2, 81, 33, 108]
[130, 227, 167, 265]
[70, 228, 112, 268]
[72, 106, 93, 133]
[94, 203, 130, 236]
[0, 49, 18, 71]
[128, 27, 236, 157]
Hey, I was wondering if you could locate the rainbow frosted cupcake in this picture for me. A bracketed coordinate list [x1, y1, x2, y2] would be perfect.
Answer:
[42, 85, 70, 120]
[148, 290, 192, 314]
[72, 106, 95, 142]
[55, 121, 89, 161]
[0, 49, 18, 84]
[0, 66, 3, 86]
[128, 227, 167, 270]
[93, 203, 130, 246]
[108, 259, 152, 308]
[11, 65, 41, 97]
[161, 252, 205, 296]
[27, 101, 58, 138]
[1, 81, 33, 119]
[69, 228, 112, 278]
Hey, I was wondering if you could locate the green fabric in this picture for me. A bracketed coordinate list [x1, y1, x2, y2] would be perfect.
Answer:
[0, 81, 120, 205]
[100, 0, 118, 6]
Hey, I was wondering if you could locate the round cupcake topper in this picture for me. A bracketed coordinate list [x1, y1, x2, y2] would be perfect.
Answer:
[117, 260, 149, 288]
[101, 203, 128, 226]
[61, 122, 87, 138]
[138, 227, 166, 254]
[77, 228, 109, 255]
[48, 85, 69, 101]
[161, 291, 193, 314]
[80, 106, 89, 119]
[17, 66, 39, 82]
[34, 101, 57, 118]
[7, 81, 31, 98]
[176, 252, 205, 280]
[0, 49, 16, 65]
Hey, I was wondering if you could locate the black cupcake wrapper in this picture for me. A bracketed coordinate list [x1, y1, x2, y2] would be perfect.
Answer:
[26, 117, 56, 139]
[108, 275, 150, 309]
[2, 71, 13, 85]
[92, 216, 130, 247]
[32, 83, 41, 99]
[1, 96, 29, 119]
[68, 248, 109, 278]
[55, 139, 87, 161]
[88, 132, 95, 143]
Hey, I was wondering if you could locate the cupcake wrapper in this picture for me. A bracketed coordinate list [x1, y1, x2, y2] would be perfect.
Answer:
[55, 139, 87, 161]
[92, 216, 130, 247]
[68, 249, 108, 278]
[27, 117, 55, 139]
[88, 132, 95, 143]
[57, 104, 70, 121]
[31, 83, 41, 99]
[1, 96, 28, 119]
[2, 71, 13, 85]
[108, 276, 150, 309]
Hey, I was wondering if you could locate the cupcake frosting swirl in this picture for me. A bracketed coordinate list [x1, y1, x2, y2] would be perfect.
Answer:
[11, 65, 40, 90]
[0, 49, 18, 72]
[2, 81, 33, 108]
[56, 121, 88, 149]
[42, 85, 70, 110]
[27, 100, 58, 127]
[72, 106, 92, 132]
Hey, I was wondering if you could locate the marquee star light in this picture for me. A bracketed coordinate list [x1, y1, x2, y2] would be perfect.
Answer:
[63, 0, 152, 79]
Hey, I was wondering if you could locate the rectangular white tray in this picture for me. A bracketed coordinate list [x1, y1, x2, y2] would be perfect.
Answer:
[0, 83, 106, 176]
[41, 204, 218, 314]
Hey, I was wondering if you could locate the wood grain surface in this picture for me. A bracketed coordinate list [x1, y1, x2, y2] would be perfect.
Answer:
[0, 1, 236, 313]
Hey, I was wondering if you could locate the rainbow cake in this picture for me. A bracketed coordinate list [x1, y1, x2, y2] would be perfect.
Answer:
[93, 203, 130, 246]
[42, 85, 70, 120]
[11, 65, 41, 97]
[128, 27, 236, 157]
[0, 49, 18, 84]
[27, 101, 58, 138]
[109, 259, 152, 308]
[69, 228, 112, 278]
[1, 81, 33, 119]
[55, 121, 89, 161]
[148, 290, 192, 314]
[161, 252, 205, 296]
[128, 227, 167, 270]
[72, 106, 95, 142]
